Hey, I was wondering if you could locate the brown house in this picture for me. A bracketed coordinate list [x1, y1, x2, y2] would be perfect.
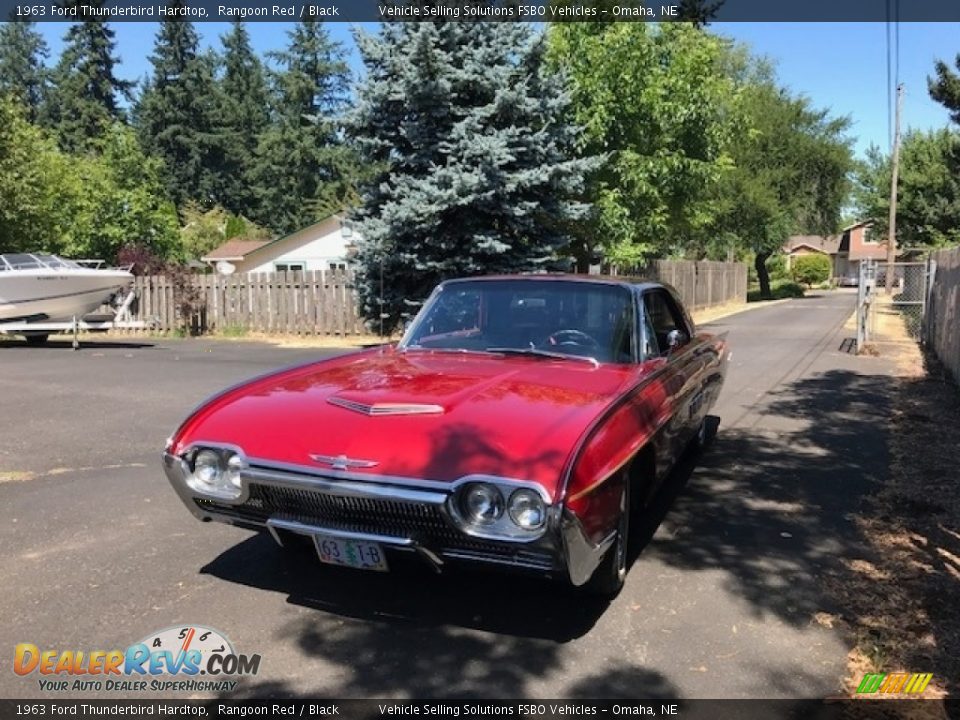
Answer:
[783, 221, 888, 280]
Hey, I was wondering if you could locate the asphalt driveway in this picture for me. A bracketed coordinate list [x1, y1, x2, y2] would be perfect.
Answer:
[0, 290, 899, 700]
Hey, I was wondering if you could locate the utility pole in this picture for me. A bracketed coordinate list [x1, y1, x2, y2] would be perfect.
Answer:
[885, 82, 903, 294]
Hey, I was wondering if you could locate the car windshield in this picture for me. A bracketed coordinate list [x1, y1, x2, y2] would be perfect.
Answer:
[402, 279, 635, 364]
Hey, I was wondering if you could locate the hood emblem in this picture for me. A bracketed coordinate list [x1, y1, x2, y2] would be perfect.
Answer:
[327, 396, 444, 416]
[309, 454, 379, 471]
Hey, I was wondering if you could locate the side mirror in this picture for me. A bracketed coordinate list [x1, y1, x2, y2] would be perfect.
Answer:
[666, 329, 688, 351]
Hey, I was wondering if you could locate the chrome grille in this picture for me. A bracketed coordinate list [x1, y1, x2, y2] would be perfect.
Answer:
[193, 481, 558, 572]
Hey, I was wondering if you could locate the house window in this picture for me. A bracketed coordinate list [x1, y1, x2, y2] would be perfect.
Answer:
[329, 262, 348, 272]
[275, 262, 305, 272]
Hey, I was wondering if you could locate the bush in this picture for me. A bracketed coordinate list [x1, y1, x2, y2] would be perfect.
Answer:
[748, 280, 806, 302]
[766, 254, 790, 281]
[791, 254, 831, 287]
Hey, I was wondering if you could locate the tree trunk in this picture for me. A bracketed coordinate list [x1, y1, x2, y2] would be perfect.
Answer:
[755, 252, 772, 299]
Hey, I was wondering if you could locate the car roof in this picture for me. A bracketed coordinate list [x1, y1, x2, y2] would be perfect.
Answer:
[440, 274, 664, 293]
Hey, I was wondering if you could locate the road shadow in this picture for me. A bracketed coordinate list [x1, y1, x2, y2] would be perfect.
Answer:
[202, 532, 607, 644]
[204, 534, 689, 699]
[648, 368, 894, 631]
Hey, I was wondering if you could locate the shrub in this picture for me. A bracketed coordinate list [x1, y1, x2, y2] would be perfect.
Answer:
[766, 255, 790, 281]
[791, 254, 831, 287]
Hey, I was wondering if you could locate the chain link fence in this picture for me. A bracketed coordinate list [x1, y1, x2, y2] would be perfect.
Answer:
[856, 260, 930, 352]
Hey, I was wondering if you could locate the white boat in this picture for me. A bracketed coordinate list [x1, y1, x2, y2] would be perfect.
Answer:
[0, 253, 133, 325]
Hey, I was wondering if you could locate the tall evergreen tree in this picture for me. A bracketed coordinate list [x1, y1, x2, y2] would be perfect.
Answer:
[251, 20, 354, 233]
[46, 8, 132, 153]
[929, 53, 960, 125]
[218, 21, 269, 217]
[0, 21, 49, 123]
[347, 21, 598, 331]
[135, 11, 222, 211]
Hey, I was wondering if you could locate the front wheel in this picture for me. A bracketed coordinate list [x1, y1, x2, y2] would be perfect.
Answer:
[584, 475, 630, 598]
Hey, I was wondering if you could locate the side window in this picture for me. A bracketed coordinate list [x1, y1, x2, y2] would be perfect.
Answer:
[640, 310, 659, 359]
[643, 291, 687, 356]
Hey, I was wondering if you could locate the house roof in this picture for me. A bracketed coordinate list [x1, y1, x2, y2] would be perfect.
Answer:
[200, 213, 349, 264]
[783, 235, 842, 255]
[201, 239, 272, 262]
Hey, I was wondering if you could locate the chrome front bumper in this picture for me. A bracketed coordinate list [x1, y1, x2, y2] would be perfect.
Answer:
[162, 452, 613, 585]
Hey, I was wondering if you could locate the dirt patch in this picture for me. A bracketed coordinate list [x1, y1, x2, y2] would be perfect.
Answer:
[829, 303, 960, 705]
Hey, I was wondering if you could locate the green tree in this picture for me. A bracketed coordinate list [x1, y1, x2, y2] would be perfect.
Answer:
[46, 8, 132, 153]
[57, 124, 180, 260]
[0, 96, 64, 252]
[179, 203, 269, 261]
[0, 98, 177, 261]
[791, 254, 831, 287]
[251, 20, 356, 234]
[714, 80, 853, 298]
[0, 21, 49, 123]
[547, 23, 739, 269]
[853, 130, 960, 248]
[929, 53, 960, 124]
[218, 21, 269, 217]
[135, 12, 223, 211]
[347, 21, 598, 331]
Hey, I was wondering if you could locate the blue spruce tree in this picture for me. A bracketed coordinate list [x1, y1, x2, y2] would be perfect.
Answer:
[347, 20, 598, 332]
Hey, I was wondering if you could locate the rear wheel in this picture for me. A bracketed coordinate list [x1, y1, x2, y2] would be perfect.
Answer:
[585, 474, 630, 598]
[23, 333, 49, 346]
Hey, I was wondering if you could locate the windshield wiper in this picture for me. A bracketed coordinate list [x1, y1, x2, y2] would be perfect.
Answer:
[486, 347, 599, 366]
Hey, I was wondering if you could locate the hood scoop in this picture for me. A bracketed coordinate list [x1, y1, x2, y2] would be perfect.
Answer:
[327, 396, 445, 416]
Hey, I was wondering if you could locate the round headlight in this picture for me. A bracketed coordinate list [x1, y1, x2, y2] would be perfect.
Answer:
[462, 483, 504, 524]
[225, 453, 243, 489]
[193, 449, 223, 489]
[508, 489, 546, 530]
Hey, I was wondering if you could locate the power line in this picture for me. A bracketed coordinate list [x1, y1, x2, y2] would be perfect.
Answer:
[886, 2, 893, 149]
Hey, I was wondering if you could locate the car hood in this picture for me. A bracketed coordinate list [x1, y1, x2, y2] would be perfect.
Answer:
[171, 347, 648, 499]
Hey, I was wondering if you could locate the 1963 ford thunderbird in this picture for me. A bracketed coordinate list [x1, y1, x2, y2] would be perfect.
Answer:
[163, 275, 728, 596]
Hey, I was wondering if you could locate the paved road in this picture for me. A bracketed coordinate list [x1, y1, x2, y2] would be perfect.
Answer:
[0, 291, 899, 700]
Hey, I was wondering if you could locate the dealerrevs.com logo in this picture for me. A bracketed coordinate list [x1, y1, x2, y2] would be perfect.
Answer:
[14, 625, 261, 693]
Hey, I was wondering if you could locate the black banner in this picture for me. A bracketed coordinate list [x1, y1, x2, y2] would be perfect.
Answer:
[4, 0, 960, 23]
[0, 700, 957, 720]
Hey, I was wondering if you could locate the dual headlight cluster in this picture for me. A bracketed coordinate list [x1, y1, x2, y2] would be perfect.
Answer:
[185, 447, 244, 500]
[451, 481, 549, 540]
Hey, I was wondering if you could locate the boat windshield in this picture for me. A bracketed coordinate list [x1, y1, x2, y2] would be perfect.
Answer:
[401, 278, 636, 364]
[0, 253, 83, 271]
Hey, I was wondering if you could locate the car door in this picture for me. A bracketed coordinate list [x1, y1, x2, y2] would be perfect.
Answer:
[641, 289, 707, 469]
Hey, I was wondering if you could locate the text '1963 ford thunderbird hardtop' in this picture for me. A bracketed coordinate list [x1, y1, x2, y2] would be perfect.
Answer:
[163, 275, 728, 596]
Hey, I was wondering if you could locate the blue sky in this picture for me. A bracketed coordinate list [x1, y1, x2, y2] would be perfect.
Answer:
[34, 21, 960, 158]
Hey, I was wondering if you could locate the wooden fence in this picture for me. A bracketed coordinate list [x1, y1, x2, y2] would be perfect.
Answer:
[129, 269, 362, 335]
[123, 261, 749, 336]
[615, 260, 749, 311]
[924, 246, 960, 383]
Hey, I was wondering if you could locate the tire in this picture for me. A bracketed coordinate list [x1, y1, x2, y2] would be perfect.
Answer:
[23, 334, 49, 346]
[584, 474, 630, 598]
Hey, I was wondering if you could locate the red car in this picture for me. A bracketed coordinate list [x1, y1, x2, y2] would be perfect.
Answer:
[162, 276, 728, 597]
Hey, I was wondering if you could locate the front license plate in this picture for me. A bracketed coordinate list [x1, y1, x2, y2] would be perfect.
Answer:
[314, 535, 389, 572]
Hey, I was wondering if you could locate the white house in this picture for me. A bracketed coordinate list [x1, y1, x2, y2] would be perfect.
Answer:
[201, 214, 358, 274]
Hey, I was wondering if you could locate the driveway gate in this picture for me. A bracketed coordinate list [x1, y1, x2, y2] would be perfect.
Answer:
[855, 259, 931, 352]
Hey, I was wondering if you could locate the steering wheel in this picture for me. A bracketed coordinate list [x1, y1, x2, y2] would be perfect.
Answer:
[546, 329, 601, 349]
